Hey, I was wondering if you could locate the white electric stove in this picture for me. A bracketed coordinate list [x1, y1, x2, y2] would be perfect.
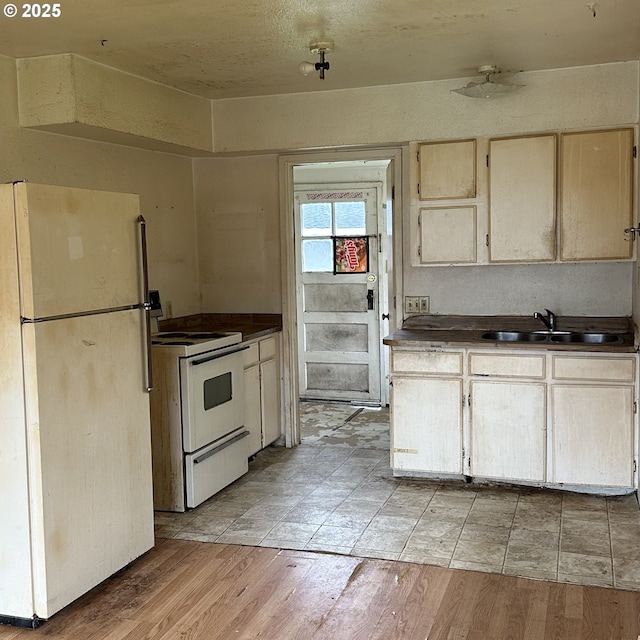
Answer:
[150, 330, 250, 511]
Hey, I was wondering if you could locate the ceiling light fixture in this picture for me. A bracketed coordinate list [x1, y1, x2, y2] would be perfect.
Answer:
[451, 65, 524, 99]
[299, 41, 333, 80]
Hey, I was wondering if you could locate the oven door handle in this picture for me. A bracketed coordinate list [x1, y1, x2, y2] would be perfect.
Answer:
[193, 430, 250, 464]
[190, 343, 249, 366]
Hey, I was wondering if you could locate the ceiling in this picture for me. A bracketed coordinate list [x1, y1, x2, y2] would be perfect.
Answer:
[0, 0, 639, 100]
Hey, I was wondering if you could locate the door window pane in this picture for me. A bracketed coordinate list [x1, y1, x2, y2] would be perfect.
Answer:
[335, 201, 366, 235]
[301, 203, 332, 236]
[302, 239, 333, 272]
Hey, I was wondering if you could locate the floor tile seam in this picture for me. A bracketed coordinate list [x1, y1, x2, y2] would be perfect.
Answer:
[443, 490, 477, 570]
[392, 485, 440, 559]
[502, 493, 543, 576]
[606, 496, 623, 587]
[557, 494, 566, 579]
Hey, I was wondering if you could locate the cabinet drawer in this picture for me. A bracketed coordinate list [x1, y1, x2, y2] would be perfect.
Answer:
[552, 356, 635, 382]
[259, 336, 277, 360]
[243, 342, 259, 367]
[392, 350, 462, 375]
[469, 353, 545, 379]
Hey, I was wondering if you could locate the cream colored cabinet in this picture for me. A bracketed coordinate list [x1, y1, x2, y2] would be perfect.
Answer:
[411, 128, 635, 266]
[470, 381, 546, 481]
[550, 355, 635, 488]
[417, 139, 477, 200]
[243, 333, 281, 456]
[389, 346, 637, 490]
[412, 139, 479, 265]
[417, 206, 477, 264]
[260, 355, 280, 447]
[488, 134, 556, 262]
[469, 353, 546, 482]
[391, 350, 463, 474]
[560, 128, 634, 261]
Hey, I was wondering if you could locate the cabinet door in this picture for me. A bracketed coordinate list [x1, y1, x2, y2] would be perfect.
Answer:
[470, 381, 546, 482]
[243, 364, 262, 456]
[391, 377, 462, 474]
[488, 135, 556, 262]
[418, 206, 477, 264]
[551, 385, 634, 487]
[418, 139, 476, 200]
[260, 358, 280, 447]
[560, 129, 634, 261]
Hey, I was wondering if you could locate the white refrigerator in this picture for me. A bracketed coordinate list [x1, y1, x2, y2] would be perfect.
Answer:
[0, 182, 155, 626]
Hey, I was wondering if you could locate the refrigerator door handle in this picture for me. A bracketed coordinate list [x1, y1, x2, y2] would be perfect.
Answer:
[138, 215, 153, 392]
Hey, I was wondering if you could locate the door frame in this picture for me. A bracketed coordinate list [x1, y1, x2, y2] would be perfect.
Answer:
[278, 148, 404, 447]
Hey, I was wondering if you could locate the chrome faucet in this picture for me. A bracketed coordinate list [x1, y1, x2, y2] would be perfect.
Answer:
[533, 308, 556, 332]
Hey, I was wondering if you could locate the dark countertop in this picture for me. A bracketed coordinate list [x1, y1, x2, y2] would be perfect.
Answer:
[158, 313, 282, 342]
[383, 315, 637, 353]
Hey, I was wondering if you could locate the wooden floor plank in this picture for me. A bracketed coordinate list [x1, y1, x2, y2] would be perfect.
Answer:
[309, 560, 400, 639]
[209, 554, 319, 638]
[369, 564, 452, 639]
[1, 540, 639, 640]
[249, 552, 363, 639]
[134, 545, 284, 638]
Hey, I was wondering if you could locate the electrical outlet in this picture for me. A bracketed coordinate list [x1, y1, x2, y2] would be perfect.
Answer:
[404, 296, 419, 314]
[419, 296, 430, 313]
[165, 300, 173, 319]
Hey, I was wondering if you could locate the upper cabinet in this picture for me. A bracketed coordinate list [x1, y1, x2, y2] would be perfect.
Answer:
[417, 139, 477, 200]
[488, 135, 556, 263]
[560, 128, 634, 261]
[410, 128, 636, 267]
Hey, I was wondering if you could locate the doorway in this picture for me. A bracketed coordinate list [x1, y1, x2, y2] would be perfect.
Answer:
[294, 182, 384, 404]
[278, 150, 403, 447]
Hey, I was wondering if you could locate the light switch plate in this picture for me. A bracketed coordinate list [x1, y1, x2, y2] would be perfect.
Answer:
[419, 296, 430, 313]
[404, 296, 420, 314]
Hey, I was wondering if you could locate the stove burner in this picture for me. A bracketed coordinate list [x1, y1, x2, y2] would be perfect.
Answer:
[156, 332, 189, 338]
[160, 340, 194, 346]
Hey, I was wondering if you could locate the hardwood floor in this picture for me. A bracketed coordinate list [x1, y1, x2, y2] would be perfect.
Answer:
[1, 539, 639, 639]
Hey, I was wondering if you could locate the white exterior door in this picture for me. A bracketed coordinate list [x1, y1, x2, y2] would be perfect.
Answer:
[295, 184, 384, 403]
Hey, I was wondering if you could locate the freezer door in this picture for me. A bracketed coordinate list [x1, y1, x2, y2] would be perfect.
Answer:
[21, 308, 154, 618]
[13, 182, 142, 319]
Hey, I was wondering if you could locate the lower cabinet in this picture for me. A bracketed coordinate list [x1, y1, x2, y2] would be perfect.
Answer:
[550, 354, 635, 487]
[392, 376, 462, 474]
[389, 347, 637, 490]
[470, 381, 546, 482]
[243, 333, 281, 457]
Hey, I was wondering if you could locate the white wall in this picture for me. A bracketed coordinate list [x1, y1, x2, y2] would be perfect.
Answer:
[193, 155, 281, 312]
[412, 262, 633, 317]
[212, 63, 638, 153]
[0, 55, 201, 318]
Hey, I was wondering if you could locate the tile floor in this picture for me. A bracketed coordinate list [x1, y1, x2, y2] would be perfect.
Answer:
[155, 401, 640, 591]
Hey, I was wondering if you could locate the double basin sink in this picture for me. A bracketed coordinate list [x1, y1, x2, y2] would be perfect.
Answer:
[481, 330, 622, 344]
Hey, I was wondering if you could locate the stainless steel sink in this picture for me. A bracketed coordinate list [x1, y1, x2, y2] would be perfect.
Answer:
[549, 332, 622, 344]
[481, 331, 547, 342]
[481, 330, 622, 344]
